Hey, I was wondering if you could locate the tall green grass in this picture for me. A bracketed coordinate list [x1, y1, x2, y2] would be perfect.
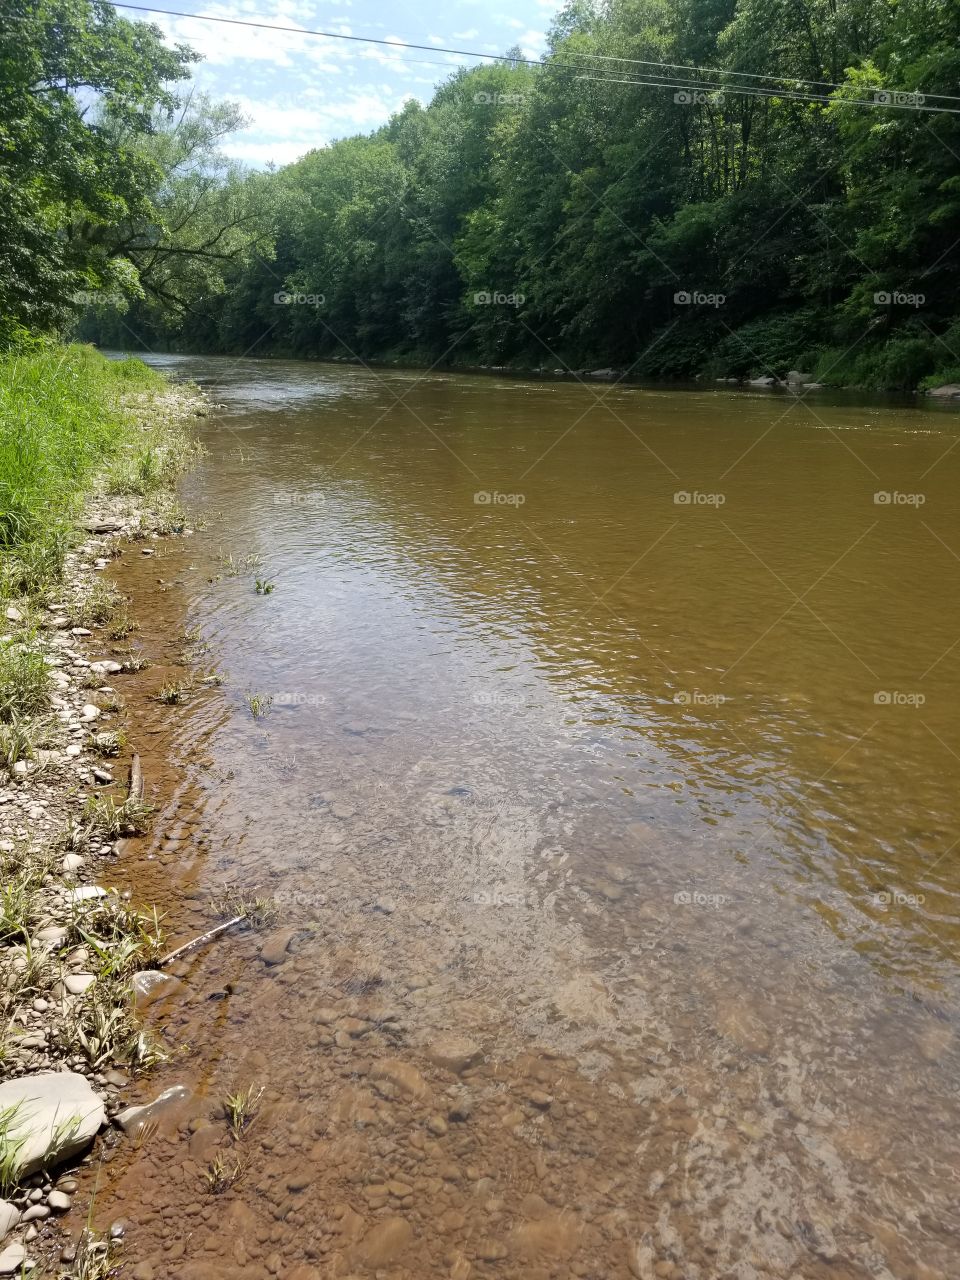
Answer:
[0, 344, 162, 595]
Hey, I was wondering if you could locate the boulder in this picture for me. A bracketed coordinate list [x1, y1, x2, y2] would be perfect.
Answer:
[747, 376, 776, 388]
[0, 1072, 104, 1179]
[926, 383, 960, 398]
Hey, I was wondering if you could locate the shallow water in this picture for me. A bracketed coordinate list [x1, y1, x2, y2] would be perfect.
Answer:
[89, 355, 960, 1279]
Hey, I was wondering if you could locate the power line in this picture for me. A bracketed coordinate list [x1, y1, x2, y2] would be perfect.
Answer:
[102, 3, 959, 110]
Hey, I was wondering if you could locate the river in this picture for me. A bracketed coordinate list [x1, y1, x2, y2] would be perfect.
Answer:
[91, 354, 960, 1280]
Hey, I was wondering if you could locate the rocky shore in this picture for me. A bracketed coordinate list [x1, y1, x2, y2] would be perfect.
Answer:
[0, 378, 207, 1275]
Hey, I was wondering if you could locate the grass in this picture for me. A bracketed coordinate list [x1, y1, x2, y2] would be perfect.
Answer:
[218, 550, 263, 576]
[64, 976, 166, 1068]
[255, 577, 275, 594]
[0, 870, 40, 944]
[71, 580, 121, 628]
[154, 677, 193, 705]
[0, 637, 49, 722]
[204, 1153, 245, 1194]
[0, 712, 41, 773]
[223, 1084, 264, 1138]
[79, 793, 154, 839]
[0, 1103, 28, 1194]
[245, 692, 272, 718]
[0, 345, 163, 593]
[107, 609, 138, 640]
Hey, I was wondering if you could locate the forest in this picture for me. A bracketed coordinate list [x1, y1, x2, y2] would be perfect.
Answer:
[6, 0, 960, 389]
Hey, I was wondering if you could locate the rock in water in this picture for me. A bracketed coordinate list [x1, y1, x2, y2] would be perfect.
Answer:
[115, 1084, 192, 1138]
[0, 1072, 104, 1178]
[425, 1035, 482, 1075]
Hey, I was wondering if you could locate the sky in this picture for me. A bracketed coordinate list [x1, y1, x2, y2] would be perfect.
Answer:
[130, 0, 558, 166]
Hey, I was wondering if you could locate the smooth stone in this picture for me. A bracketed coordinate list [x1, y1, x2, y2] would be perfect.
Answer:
[35, 926, 68, 947]
[426, 1035, 482, 1075]
[354, 1217, 414, 1267]
[20, 1205, 49, 1223]
[0, 1202, 17, 1242]
[62, 854, 85, 873]
[0, 1072, 104, 1178]
[131, 970, 184, 1006]
[259, 928, 300, 966]
[63, 973, 95, 995]
[64, 744, 82, 758]
[0, 1244, 29, 1274]
[90, 661, 122, 676]
[47, 1191, 72, 1213]
[4, 607, 23, 624]
[371, 1059, 428, 1100]
[61, 885, 107, 904]
[91, 768, 113, 784]
[115, 1085, 192, 1137]
[80, 705, 100, 722]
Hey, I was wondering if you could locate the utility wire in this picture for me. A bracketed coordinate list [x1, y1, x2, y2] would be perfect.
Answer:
[99, 3, 958, 110]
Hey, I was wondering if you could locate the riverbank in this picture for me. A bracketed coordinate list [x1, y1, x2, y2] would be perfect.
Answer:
[0, 345, 209, 1274]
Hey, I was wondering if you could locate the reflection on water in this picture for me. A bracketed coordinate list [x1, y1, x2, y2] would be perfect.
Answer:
[92, 353, 960, 1278]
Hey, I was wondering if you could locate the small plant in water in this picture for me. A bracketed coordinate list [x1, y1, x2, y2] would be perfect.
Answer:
[204, 1153, 245, 1194]
[224, 1084, 264, 1138]
[155, 678, 192, 705]
[245, 692, 272, 718]
[255, 578, 275, 595]
[108, 610, 138, 640]
[217, 550, 263, 577]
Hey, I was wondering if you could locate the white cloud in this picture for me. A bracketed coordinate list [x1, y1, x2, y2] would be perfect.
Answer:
[452, 28, 480, 40]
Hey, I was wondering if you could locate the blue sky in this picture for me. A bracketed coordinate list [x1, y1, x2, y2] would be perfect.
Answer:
[141, 0, 557, 165]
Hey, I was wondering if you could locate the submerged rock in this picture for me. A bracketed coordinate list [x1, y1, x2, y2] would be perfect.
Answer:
[0, 1072, 105, 1178]
[426, 1035, 482, 1075]
[115, 1084, 192, 1138]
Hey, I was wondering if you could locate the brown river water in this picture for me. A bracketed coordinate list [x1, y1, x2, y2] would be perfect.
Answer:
[84, 355, 960, 1280]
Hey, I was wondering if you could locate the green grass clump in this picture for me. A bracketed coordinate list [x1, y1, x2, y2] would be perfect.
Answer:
[0, 345, 163, 593]
[0, 637, 48, 722]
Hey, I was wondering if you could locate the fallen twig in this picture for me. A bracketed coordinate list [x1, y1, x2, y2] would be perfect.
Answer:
[128, 753, 144, 801]
[158, 915, 245, 967]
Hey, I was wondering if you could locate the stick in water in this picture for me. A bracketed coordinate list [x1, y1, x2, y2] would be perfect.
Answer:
[158, 916, 245, 967]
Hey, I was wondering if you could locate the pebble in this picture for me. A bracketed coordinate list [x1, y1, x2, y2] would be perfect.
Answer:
[46, 1191, 72, 1214]
[80, 704, 100, 722]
